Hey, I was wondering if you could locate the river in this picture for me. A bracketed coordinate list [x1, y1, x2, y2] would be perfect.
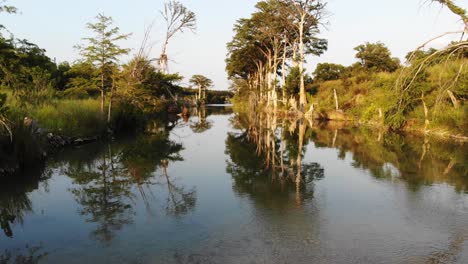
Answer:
[1, 106, 467, 264]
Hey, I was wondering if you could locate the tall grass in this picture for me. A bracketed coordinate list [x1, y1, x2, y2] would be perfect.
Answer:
[1, 90, 106, 138]
[33, 99, 105, 137]
[312, 59, 467, 135]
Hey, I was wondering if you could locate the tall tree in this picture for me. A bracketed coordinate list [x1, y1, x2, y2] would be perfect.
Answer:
[282, 0, 327, 109]
[159, 1, 196, 73]
[77, 14, 130, 116]
[189, 74, 213, 104]
[354, 42, 400, 72]
[226, 0, 327, 111]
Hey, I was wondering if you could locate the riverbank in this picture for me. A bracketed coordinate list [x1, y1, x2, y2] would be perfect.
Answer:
[232, 100, 467, 143]
[0, 96, 195, 177]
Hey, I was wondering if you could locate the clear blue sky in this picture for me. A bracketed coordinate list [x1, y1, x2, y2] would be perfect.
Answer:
[2, 0, 466, 90]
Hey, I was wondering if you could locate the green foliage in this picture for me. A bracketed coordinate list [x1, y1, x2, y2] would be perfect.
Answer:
[110, 99, 148, 133]
[312, 57, 467, 135]
[0, 122, 45, 173]
[284, 67, 314, 97]
[206, 90, 233, 104]
[0, 93, 10, 139]
[0, 93, 7, 114]
[226, 0, 327, 105]
[121, 56, 184, 108]
[313, 63, 346, 81]
[0, 37, 59, 103]
[405, 48, 438, 65]
[354, 42, 400, 73]
[76, 13, 130, 112]
[66, 62, 98, 88]
[189, 74, 213, 103]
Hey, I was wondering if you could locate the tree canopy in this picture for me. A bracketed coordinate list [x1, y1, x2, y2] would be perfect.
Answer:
[313, 63, 346, 81]
[76, 13, 130, 114]
[226, 0, 327, 110]
[354, 42, 400, 72]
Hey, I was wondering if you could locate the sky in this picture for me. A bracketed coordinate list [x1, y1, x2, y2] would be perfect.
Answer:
[2, 0, 466, 90]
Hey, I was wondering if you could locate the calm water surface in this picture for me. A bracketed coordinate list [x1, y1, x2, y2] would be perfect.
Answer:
[1, 106, 468, 264]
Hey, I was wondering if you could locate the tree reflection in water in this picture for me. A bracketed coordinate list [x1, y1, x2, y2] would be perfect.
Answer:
[66, 150, 135, 244]
[229, 109, 468, 196]
[63, 128, 196, 245]
[0, 244, 47, 264]
[226, 112, 324, 207]
[190, 106, 213, 134]
[307, 122, 468, 193]
[0, 168, 50, 239]
[161, 160, 196, 217]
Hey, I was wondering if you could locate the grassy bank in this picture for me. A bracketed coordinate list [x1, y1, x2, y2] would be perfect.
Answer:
[310, 59, 467, 139]
[231, 58, 466, 141]
[0, 92, 167, 176]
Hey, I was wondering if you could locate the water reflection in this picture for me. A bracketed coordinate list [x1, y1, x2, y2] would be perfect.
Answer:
[227, 112, 325, 206]
[0, 244, 47, 264]
[0, 168, 50, 239]
[1, 107, 467, 263]
[50, 125, 195, 245]
[230, 112, 468, 195]
[161, 160, 197, 217]
[308, 122, 468, 193]
[66, 150, 135, 244]
[190, 107, 213, 134]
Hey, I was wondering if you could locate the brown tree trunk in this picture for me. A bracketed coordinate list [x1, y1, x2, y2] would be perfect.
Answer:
[107, 77, 115, 124]
[422, 94, 430, 133]
[282, 44, 288, 104]
[298, 15, 307, 109]
[334, 89, 339, 111]
[101, 73, 105, 115]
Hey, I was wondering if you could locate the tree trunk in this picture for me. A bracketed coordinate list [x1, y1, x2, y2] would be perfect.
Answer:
[107, 77, 115, 124]
[296, 119, 305, 184]
[101, 73, 105, 115]
[334, 89, 339, 111]
[198, 85, 202, 102]
[203, 87, 206, 104]
[298, 15, 307, 109]
[422, 94, 430, 132]
[272, 49, 279, 110]
[292, 42, 298, 68]
[332, 129, 338, 147]
[267, 53, 273, 107]
[282, 44, 287, 104]
[160, 38, 169, 73]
